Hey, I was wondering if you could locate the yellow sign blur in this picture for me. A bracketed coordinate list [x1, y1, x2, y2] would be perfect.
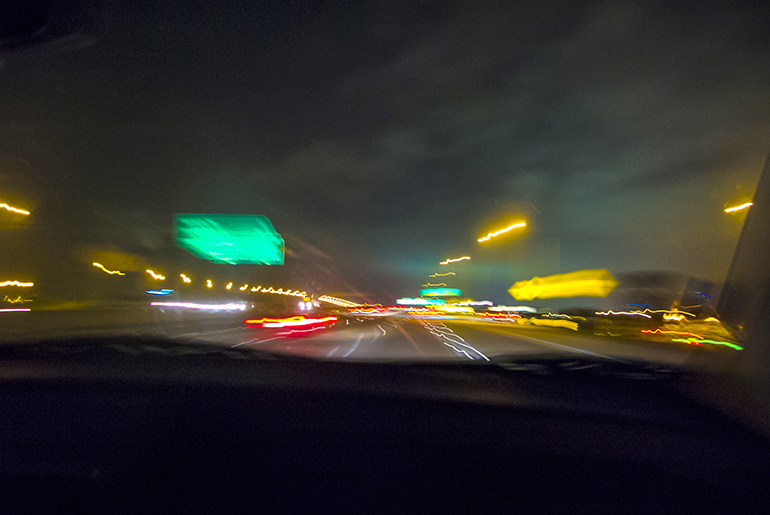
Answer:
[508, 269, 618, 300]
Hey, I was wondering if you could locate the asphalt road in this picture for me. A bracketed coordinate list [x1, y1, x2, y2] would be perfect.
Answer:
[0, 306, 721, 368]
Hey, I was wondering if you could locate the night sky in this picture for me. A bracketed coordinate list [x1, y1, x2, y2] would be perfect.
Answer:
[1, 0, 769, 304]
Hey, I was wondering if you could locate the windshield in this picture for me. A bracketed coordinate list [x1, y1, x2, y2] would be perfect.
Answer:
[1, 0, 768, 369]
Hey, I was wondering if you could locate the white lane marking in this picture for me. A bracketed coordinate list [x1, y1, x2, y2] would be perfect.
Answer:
[376, 324, 387, 336]
[420, 321, 489, 361]
[342, 333, 365, 358]
[497, 331, 626, 362]
[231, 336, 284, 348]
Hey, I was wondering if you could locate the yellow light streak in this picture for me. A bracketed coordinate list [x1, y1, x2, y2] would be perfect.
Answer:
[0, 203, 30, 215]
[0, 281, 34, 287]
[423, 283, 447, 287]
[226, 282, 233, 290]
[239, 284, 249, 291]
[596, 310, 652, 318]
[318, 295, 361, 307]
[429, 272, 455, 277]
[440, 256, 471, 265]
[509, 269, 618, 300]
[3, 295, 32, 304]
[257, 287, 307, 297]
[206, 279, 213, 288]
[145, 269, 165, 280]
[724, 202, 753, 213]
[92, 262, 125, 275]
[180, 274, 191, 283]
[478, 221, 526, 242]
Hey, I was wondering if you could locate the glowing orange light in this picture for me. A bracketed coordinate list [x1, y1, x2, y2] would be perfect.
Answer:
[0, 203, 30, 215]
[478, 222, 526, 242]
[257, 287, 307, 298]
[0, 281, 34, 287]
[724, 202, 753, 213]
[206, 279, 213, 288]
[93, 262, 125, 275]
[429, 272, 455, 277]
[244, 315, 338, 328]
[641, 329, 704, 339]
[239, 284, 249, 291]
[440, 256, 471, 265]
[226, 282, 233, 290]
[145, 269, 165, 280]
[180, 274, 191, 283]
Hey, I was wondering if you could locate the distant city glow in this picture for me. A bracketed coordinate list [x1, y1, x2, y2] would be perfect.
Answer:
[206, 279, 213, 288]
[0, 281, 34, 287]
[440, 256, 471, 265]
[151, 301, 246, 311]
[478, 221, 526, 242]
[318, 295, 360, 307]
[145, 269, 165, 280]
[0, 203, 30, 215]
[93, 262, 125, 275]
[422, 283, 447, 287]
[724, 202, 753, 213]
[0, 308, 31, 312]
[429, 272, 455, 277]
[146, 289, 174, 295]
[180, 274, 191, 283]
[420, 288, 461, 297]
[509, 269, 618, 300]
[244, 315, 338, 328]
[226, 282, 233, 290]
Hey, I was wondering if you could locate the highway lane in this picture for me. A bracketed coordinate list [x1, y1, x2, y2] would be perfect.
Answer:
[1, 307, 712, 367]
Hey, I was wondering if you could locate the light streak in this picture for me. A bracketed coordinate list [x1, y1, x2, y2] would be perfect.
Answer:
[0, 203, 30, 215]
[226, 282, 233, 290]
[429, 272, 455, 277]
[206, 279, 213, 288]
[0, 281, 34, 287]
[397, 298, 444, 306]
[146, 289, 173, 295]
[509, 269, 618, 300]
[642, 328, 703, 339]
[318, 294, 360, 307]
[671, 338, 743, 350]
[258, 287, 307, 298]
[239, 284, 249, 291]
[440, 256, 471, 265]
[478, 221, 526, 242]
[456, 300, 493, 306]
[151, 301, 246, 311]
[436, 305, 475, 314]
[145, 269, 165, 280]
[596, 310, 652, 318]
[180, 274, 191, 283]
[420, 288, 461, 297]
[93, 263, 125, 275]
[724, 202, 753, 213]
[244, 315, 338, 328]
[488, 305, 536, 313]
[3, 296, 31, 304]
[663, 312, 687, 322]
[422, 283, 447, 287]
[0, 308, 31, 312]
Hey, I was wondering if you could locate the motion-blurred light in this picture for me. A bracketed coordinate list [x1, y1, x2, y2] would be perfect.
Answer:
[176, 214, 285, 265]
[508, 269, 619, 300]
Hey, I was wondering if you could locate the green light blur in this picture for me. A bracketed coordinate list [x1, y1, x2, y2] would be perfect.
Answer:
[671, 338, 743, 350]
[420, 288, 461, 297]
[175, 214, 285, 265]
